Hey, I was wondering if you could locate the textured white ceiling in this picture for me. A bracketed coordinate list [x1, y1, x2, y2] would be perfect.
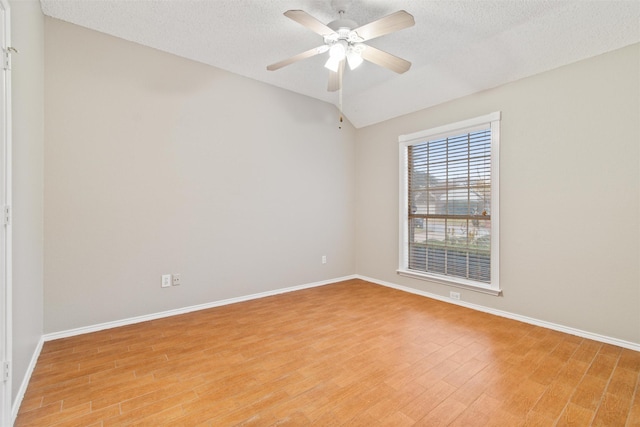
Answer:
[40, 0, 640, 128]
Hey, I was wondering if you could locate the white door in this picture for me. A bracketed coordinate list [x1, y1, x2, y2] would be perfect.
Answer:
[0, 0, 11, 424]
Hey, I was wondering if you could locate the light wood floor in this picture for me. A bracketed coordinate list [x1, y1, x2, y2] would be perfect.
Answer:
[16, 279, 640, 426]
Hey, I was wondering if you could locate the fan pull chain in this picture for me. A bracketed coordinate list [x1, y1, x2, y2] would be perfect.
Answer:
[338, 86, 343, 129]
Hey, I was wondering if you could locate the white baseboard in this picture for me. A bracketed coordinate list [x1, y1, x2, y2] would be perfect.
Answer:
[43, 275, 358, 342]
[12, 336, 44, 424]
[357, 274, 640, 352]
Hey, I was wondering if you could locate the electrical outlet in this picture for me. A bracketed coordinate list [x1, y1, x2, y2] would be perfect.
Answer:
[161, 274, 172, 288]
[172, 274, 181, 286]
[449, 291, 461, 300]
[322, 255, 327, 264]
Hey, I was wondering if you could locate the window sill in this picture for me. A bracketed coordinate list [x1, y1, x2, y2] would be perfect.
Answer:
[396, 269, 502, 296]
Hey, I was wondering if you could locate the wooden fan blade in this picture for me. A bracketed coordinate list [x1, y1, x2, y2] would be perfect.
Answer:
[352, 10, 415, 42]
[361, 45, 411, 74]
[327, 59, 345, 92]
[267, 46, 328, 71]
[284, 10, 336, 37]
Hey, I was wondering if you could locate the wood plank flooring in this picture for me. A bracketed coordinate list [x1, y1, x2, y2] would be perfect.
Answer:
[15, 279, 640, 426]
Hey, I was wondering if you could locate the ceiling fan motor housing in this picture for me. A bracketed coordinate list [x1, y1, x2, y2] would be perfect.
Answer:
[324, 21, 364, 47]
[327, 18, 358, 32]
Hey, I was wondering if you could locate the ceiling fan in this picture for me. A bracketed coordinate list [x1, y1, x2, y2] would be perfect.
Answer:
[266, 8, 415, 92]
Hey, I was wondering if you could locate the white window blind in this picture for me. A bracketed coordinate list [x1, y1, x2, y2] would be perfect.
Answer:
[398, 112, 500, 294]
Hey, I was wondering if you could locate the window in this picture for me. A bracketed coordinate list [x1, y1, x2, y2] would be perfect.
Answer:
[398, 112, 501, 295]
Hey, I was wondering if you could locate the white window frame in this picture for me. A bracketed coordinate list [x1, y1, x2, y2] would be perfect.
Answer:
[398, 112, 501, 295]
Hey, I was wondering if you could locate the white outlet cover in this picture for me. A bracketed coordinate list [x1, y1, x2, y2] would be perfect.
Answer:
[161, 274, 172, 288]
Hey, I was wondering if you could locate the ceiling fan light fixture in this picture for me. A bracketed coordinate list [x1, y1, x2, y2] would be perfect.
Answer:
[346, 49, 363, 70]
[324, 55, 342, 72]
[325, 40, 348, 71]
[328, 41, 347, 60]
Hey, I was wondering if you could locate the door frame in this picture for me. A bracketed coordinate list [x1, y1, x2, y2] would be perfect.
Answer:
[0, 0, 12, 424]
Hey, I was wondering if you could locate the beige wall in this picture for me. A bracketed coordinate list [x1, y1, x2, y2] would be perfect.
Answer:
[10, 0, 44, 400]
[44, 18, 356, 333]
[356, 44, 640, 344]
